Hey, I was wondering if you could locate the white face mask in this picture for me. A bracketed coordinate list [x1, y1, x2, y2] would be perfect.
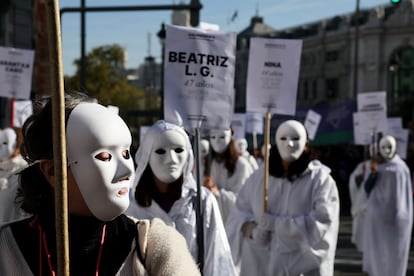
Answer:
[200, 139, 210, 158]
[275, 120, 307, 162]
[0, 128, 17, 161]
[66, 103, 135, 221]
[210, 129, 232, 154]
[379, 135, 397, 160]
[237, 138, 248, 155]
[149, 130, 188, 183]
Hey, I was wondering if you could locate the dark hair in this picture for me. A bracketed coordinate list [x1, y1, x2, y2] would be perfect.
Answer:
[211, 139, 240, 177]
[16, 92, 90, 214]
[268, 144, 312, 182]
[134, 165, 182, 207]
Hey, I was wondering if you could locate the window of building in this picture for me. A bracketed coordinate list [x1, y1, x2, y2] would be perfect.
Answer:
[325, 78, 338, 99]
[389, 47, 414, 99]
[312, 80, 317, 99]
[303, 80, 309, 100]
[325, 50, 339, 63]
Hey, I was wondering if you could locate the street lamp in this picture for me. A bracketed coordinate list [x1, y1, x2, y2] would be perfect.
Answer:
[157, 22, 166, 118]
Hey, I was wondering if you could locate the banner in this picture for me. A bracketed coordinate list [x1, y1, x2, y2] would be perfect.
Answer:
[163, 24, 236, 131]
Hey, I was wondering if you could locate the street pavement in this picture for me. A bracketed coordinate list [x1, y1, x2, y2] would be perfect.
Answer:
[334, 216, 414, 276]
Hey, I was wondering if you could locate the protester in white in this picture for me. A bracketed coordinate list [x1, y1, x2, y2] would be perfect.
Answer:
[362, 135, 413, 276]
[204, 128, 254, 224]
[0, 127, 28, 190]
[255, 143, 270, 168]
[237, 138, 259, 171]
[197, 138, 210, 185]
[348, 158, 370, 252]
[225, 120, 339, 276]
[126, 120, 237, 276]
[0, 95, 200, 276]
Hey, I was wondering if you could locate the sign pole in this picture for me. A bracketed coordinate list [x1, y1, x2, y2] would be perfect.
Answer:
[263, 111, 271, 212]
[194, 126, 205, 274]
[46, 0, 70, 275]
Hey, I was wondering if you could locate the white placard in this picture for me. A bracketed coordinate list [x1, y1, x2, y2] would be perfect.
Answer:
[304, 109, 321, 140]
[392, 128, 409, 159]
[357, 91, 387, 113]
[163, 24, 236, 131]
[353, 112, 388, 145]
[353, 113, 372, 145]
[199, 22, 220, 31]
[246, 37, 302, 115]
[387, 117, 402, 131]
[231, 113, 246, 140]
[107, 105, 119, 115]
[0, 47, 35, 99]
[245, 112, 264, 134]
[13, 100, 32, 128]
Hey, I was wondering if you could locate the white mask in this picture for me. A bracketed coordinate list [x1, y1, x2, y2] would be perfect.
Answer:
[200, 139, 210, 158]
[275, 120, 307, 162]
[66, 103, 135, 221]
[261, 143, 271, 158]
[237, 138, 248, 155]
[379, 135, 397, 160]
[149, 129, 188, 183]
[0, 128, 17, 161]
[210, 129, 232, 154]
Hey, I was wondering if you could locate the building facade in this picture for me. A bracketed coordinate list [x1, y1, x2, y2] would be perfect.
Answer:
[235, 1, 414, 126]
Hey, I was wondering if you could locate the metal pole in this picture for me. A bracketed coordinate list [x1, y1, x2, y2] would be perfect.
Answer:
[80, 0, 86, 90]
[46, 0, 69, 275]
[194, 127, 205, 274]
[353, 0, 360, 97]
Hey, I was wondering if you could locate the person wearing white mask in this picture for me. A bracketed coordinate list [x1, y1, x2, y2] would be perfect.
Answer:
[237, 138, 259, 171]
[198, 138, 211, 185]
[0, 93, 200, 276]
[225, 120, 339, 276]
[126, 120, 237, 276]
[362, 135, 413, 276]
[204, 128, 254, 224]
[348, 156, 370, 253]
[0, 127, 28, 190]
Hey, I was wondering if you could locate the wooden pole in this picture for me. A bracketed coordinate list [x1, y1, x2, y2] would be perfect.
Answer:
[263, 111, 271, 212]
[252, 130, 257, 150]
[46, 1, 70, 275]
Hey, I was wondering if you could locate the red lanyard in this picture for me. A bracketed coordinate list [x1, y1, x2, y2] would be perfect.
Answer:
[29, 216, 106, 276]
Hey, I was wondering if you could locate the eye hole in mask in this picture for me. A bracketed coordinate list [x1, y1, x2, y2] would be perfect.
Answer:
[95, 152, 112, 162]
[155, 149, 166, 155]
[94, 150, 130, 162]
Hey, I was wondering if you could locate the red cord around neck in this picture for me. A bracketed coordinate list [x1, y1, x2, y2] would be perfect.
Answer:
[30, 216, 107, 276]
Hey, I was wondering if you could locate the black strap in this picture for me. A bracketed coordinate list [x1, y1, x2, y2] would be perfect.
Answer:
[364, 172, 378, 195]
[135, 221, 145, 265]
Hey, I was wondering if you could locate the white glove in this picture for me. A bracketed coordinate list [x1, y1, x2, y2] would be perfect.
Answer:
[259, 213, 276, 231]
[251, 226, 271, 246]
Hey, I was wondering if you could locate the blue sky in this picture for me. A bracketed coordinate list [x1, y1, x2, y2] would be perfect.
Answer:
[59, 0, 391, 76]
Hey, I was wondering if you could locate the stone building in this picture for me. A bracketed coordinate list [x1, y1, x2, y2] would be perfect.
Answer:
[235, 1, 414, 127]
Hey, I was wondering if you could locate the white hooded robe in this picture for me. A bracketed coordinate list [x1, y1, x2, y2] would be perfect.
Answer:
[362, 154, 413, 276]
[225, 160, 340, 276]
[126, 121, 237, 276]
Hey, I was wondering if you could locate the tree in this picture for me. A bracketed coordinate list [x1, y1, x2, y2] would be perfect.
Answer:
[64, 44, 146, 117]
